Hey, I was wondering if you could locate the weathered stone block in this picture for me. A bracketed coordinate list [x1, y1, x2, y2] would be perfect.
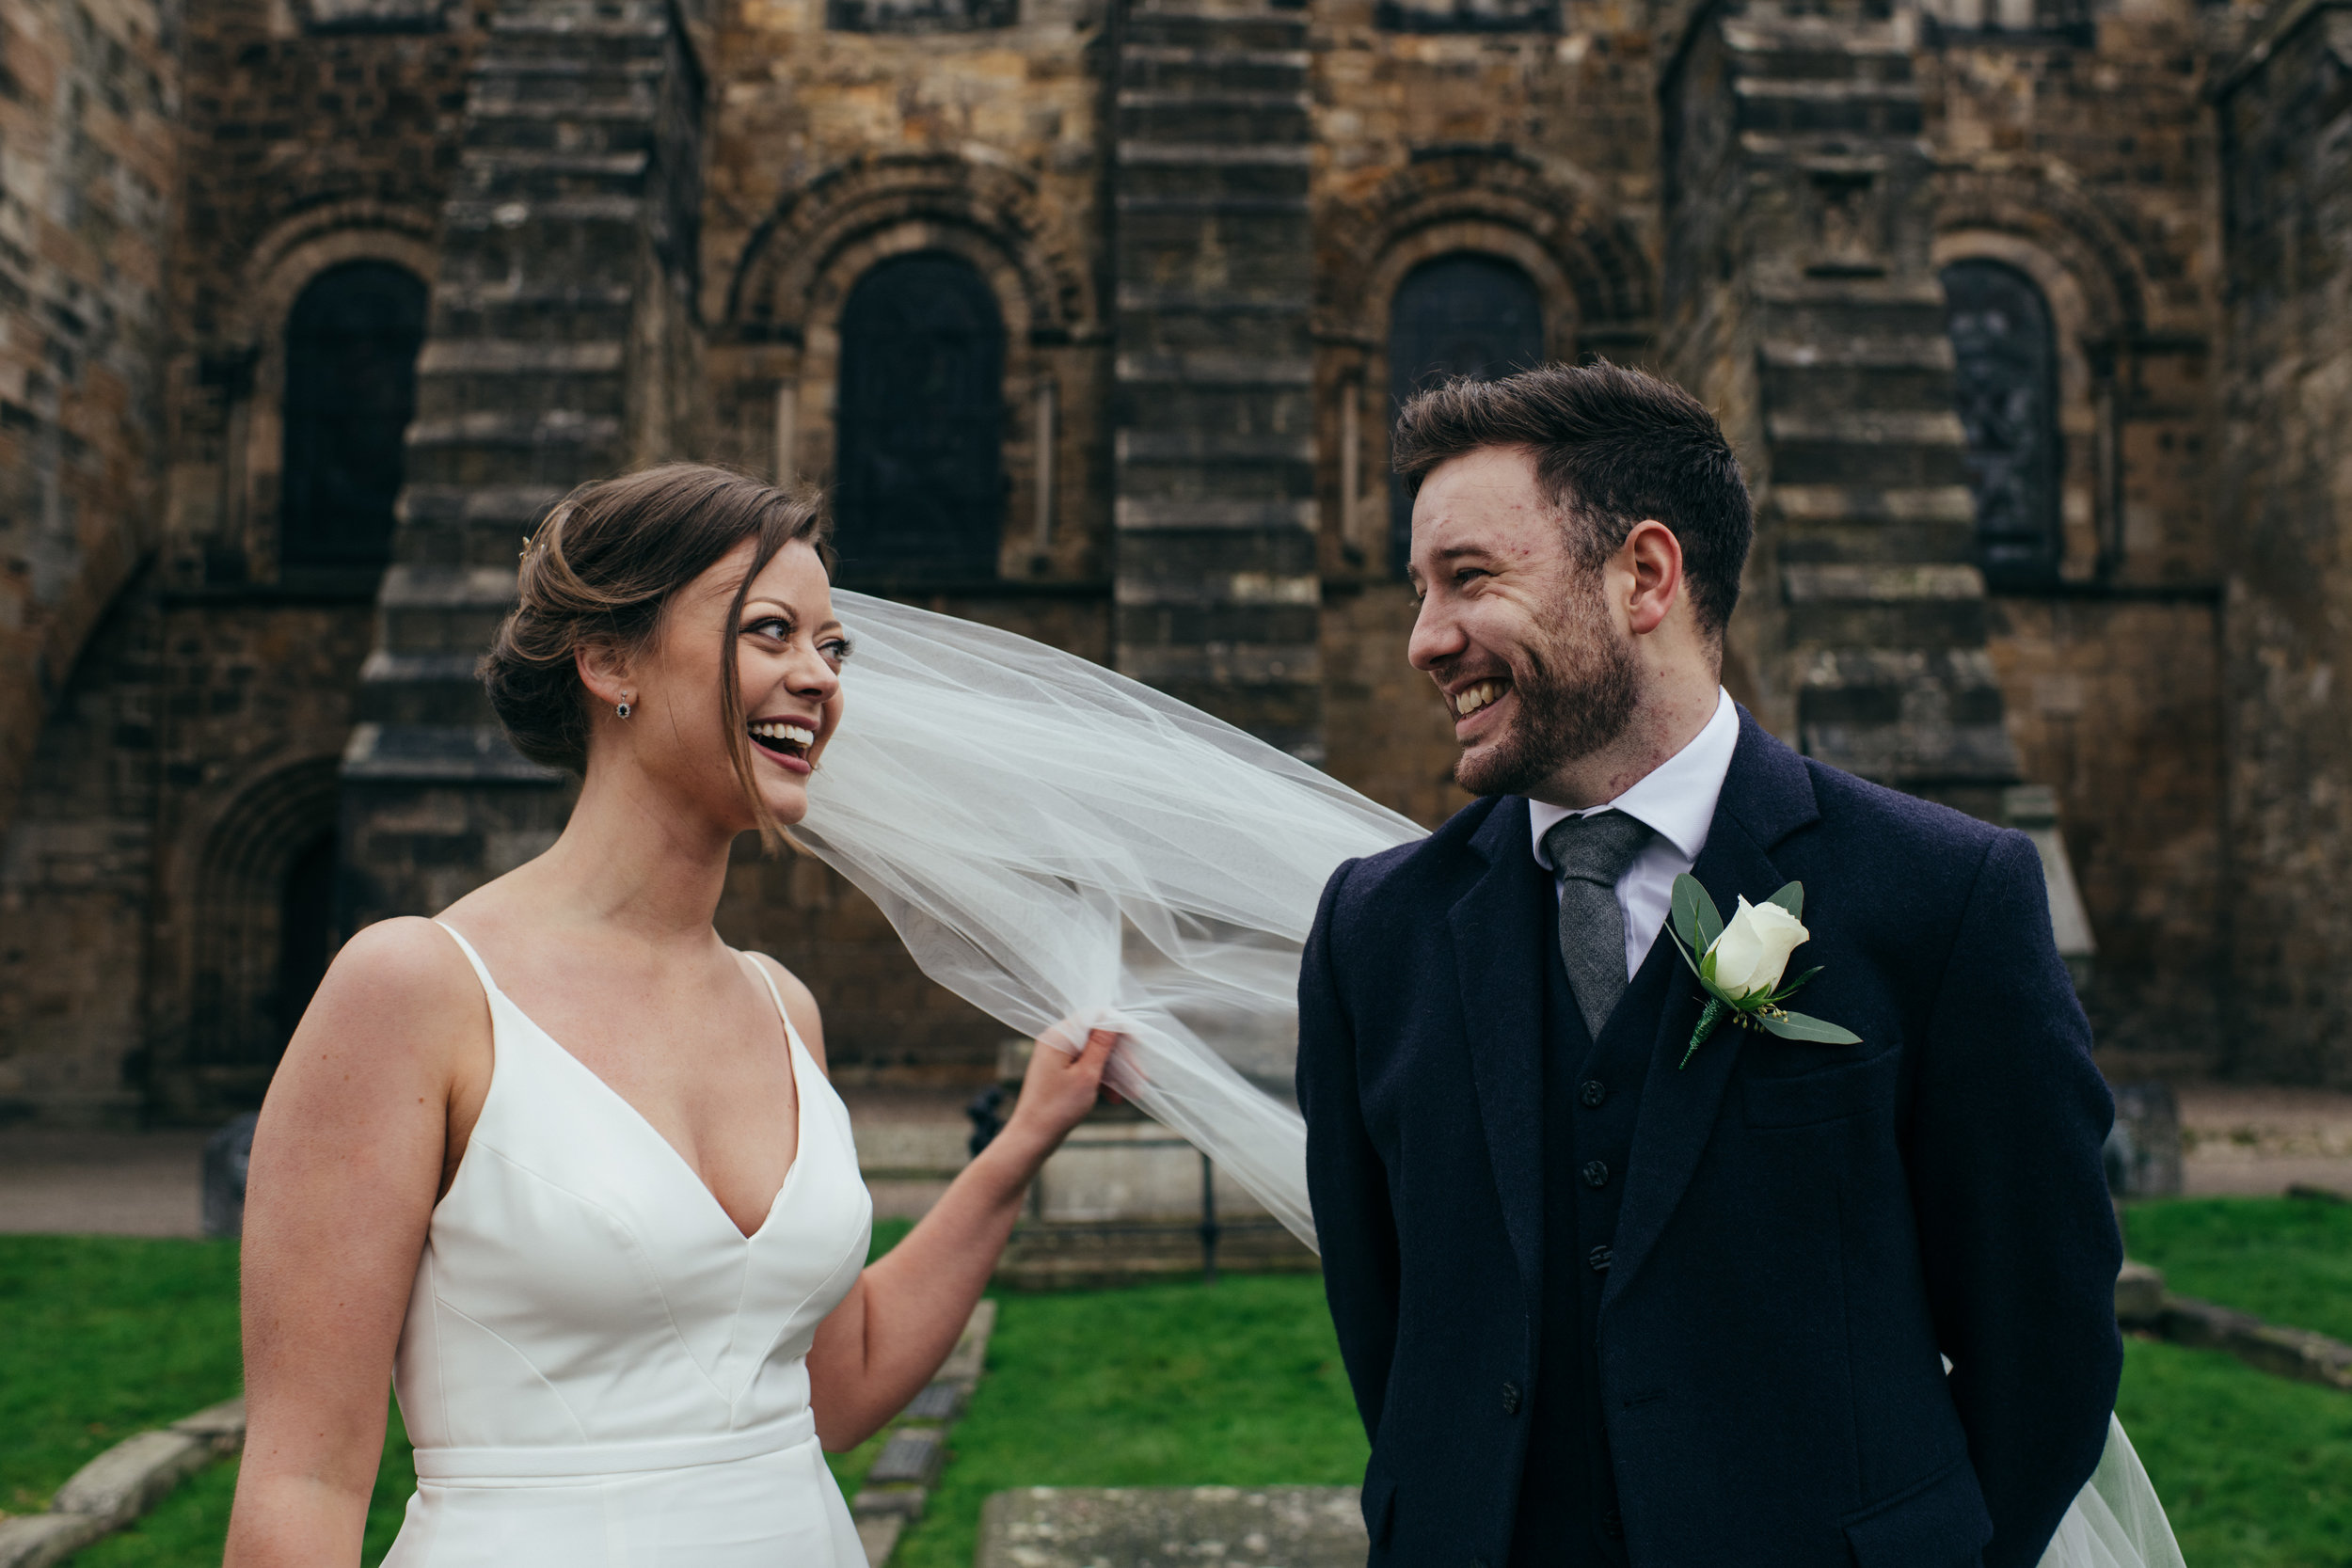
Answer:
[976, 1486, 1367, 1568]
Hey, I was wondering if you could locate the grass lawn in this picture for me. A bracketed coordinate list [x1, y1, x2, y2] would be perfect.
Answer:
[889, 1272, 1368, 1568]
[9, 1198, 2352, 1566]
[0, 1238, 244, 1513]
[2123, 1194, 2352, 1344]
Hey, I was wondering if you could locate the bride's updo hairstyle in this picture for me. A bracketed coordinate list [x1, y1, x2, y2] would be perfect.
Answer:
[482, 464, 832, 836]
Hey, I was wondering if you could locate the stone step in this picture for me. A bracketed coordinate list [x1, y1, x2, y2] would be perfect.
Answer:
[1114, 458, 1317, 503]
[1121, 9, 1310, 51]
[1115, 192, 1310, 216]
[1116, 431, 1315, 464]
[1799, 721, 2018, 788]
[1116, 139, 1312, 167]
[1113, 530, 1318, 596]
[1113, 496, 1318, 531]
[464, 87, 660, 127]
[416, 339, 629, 375]
[1110, 635, 1322, 692]
[442, 195, 646, 235]
[341, 721, 563, 785]
[1782, 597, 1988, 650]
[1114, 568, 1321, 609]
[1115, 349, 1314, 388]
[1782, 562, 1983, 604]
[355, 650, 499, 727]
[406, 407, 628, 451]
[1759, 334, 1955, 372]
[376, 563, 525, 654]
[1113, 310, 1312, 358]
[1775, 522, 1978, 567]
[401, 482, 569, 528]
[472, 52, 665, 78]
[427, 283, 635, 345]
[1118, 94, 1311, 146]
[1794, 645, 2005, 725]
[1766, 411, 1968, 488]
[1108, 382, 1314, 436]
[1734, 78, 1922, 135]
[1761, 364, 1957, 418]
[1721, 18, 1914, 80]
[1120, 43, 1309, 95]
[413, 371, 627, 424]
[1765, 482, 1974, 525]
[453, 159, 650, 205]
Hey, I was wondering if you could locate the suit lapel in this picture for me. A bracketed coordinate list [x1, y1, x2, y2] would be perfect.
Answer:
[1601, 712, 1820, 1319]
[1448, 796, 1549, 1313]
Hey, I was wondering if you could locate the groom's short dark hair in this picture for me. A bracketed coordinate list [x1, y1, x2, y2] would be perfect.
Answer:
[1391, 361, 1753, 641]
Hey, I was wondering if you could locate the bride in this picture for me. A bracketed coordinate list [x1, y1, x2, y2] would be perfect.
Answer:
[225, 465, 1114, 1567]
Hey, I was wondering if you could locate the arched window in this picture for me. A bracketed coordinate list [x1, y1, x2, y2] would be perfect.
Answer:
[1943, 259, 2062, 587]
[1388, 254, 1545, 570]
[834, 254, 1007, 582]
[279, 261, 427, 572]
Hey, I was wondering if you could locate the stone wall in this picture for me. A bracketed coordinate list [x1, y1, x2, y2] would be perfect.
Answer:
[164, 0, 482, 587]
[8, 0, 2351, 1118]
[2215, 0, 2352, 1086]
[1925, 0, 2231, 1073]
[0, 0, 181, 836]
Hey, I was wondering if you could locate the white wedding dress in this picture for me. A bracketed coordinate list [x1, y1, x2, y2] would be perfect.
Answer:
[379, 923, 872, 1568]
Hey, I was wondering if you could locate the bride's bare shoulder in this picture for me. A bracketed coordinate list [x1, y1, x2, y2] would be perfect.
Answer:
[302, 917, 488, 1046]
[741, 950, 830, 1074]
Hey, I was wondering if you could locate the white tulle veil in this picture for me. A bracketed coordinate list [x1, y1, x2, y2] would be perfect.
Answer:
[801, 589, 2181, 1568]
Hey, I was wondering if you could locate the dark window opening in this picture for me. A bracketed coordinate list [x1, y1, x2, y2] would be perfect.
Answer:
[1388, 253, 1545, 572]
[280, 261, 427, 573]
[274, 831, 339, 1052]
[834, 254, 1007, 584]
[1943, 259, 2062, 589]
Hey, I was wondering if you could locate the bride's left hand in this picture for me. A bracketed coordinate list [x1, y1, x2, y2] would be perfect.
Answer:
[999, 1024, 1120, 1156]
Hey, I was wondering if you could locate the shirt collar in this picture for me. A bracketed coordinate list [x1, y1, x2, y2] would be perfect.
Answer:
[1529, 688, 1740, 871]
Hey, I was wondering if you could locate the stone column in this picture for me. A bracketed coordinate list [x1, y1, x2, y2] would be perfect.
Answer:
[1110, 0, 1324, 759]
[2214, 0, 2352, 1086]
[1660, 0, 2020, 822]
[339, 0, 707, 927]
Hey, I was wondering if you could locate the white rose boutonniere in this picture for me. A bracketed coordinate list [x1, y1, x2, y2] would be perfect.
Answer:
[1664, 875, 1862, 1069]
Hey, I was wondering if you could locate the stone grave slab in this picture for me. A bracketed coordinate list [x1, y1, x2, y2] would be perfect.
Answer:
[976, 1486, 1365, 1568]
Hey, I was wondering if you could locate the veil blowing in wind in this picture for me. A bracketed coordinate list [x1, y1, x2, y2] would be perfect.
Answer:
[800, 590, 2182, 1568]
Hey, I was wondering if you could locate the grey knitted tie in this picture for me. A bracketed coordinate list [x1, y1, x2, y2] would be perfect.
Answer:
[1542, 810, 1656, 1039]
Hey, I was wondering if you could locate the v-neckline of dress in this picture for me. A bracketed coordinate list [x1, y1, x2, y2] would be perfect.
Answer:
[447, 926, 808, 1244]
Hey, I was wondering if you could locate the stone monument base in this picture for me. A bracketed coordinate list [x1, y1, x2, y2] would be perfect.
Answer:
[975, 1486, 1365, 1568]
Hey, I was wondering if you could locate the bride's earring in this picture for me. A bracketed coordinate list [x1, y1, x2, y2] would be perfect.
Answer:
[616, 694, 634, 721]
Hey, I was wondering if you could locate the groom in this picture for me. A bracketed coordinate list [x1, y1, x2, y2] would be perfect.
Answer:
[1296, 363, 2122, 1568]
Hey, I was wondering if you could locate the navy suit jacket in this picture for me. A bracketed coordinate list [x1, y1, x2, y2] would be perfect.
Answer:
[1297, 711, 2122, 1568]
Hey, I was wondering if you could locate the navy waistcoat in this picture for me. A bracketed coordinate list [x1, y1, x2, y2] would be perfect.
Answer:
[1510, 907, 1677, 1567]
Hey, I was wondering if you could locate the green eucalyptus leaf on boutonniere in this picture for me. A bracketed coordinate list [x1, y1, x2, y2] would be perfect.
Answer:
[1671, 873, 1724, 956]
[1671, 876, 1862, 1069]
[1755, 1010, 1865, 1045]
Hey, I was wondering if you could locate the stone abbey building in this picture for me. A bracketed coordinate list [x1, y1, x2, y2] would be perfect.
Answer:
[1, 0, 2346, 1124]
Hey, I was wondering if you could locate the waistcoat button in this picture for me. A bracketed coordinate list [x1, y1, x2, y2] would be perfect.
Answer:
[1588, 1244, 1613, 1273]
[1581, 1160, 1610, 1188]
[1580, 1079, 1608, 1108]
[1501, 1381, 1521, 1416]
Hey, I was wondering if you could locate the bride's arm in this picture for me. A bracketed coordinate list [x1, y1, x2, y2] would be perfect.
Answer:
[224, 919, 487, 1568]
[784, 969, 1111, 1450]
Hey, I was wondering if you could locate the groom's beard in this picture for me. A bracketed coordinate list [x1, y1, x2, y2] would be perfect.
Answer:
[1452, 567, 1640, 800]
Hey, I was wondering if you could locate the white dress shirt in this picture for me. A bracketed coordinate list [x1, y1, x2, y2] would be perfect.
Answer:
[1528, 687, 1740, 980]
